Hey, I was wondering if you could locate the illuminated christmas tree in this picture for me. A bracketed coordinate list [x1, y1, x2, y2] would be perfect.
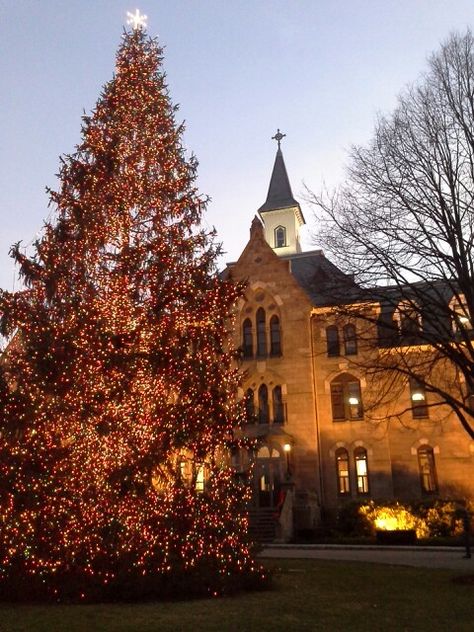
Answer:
[0, 16, 263, 601]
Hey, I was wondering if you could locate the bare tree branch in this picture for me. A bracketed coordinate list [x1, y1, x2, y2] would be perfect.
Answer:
[308, 29, 474, 440]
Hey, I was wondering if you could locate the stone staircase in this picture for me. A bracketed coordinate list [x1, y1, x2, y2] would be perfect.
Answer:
[248, 507, 278, 543]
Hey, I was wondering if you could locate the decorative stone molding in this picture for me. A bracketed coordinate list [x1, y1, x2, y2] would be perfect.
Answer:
[352, 440, 373, 457]
[410, 438, 440, 455]
[329, 441, 347, 457]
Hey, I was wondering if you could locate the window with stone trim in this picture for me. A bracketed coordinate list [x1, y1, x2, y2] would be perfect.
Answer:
[335, 448, 351, 495]
[270, 315, 282, 356]
[245, 388, 255, 422]
[417, 446, 438, 494]
[245, 383, 286, 426]
[258, 384, 269, 424]
[256, 307, 267, 357]
[354, 447, 369, 494]
[395, 301, 422, 338]
[274, 225, 287, 248]
[343, 324, 357, 356]
[450, 294, 472, 333]
[410, 379, 429, 418]
[272, 386, 285, 424]
[242, 318, 253, 358]
[326, 325, 340, 357]
[330, 373, 363, 421]
[195, 464, 205, 493]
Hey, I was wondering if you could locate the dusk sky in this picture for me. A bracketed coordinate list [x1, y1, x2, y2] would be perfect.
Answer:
[2, 1, 474, 292]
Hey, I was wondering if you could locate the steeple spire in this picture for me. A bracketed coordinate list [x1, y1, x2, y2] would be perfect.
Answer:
[258, 131, 299, 214]
[257, 131, 305, 255]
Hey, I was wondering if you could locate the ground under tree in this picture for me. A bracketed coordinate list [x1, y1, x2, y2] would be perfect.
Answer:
[0, 22, 263, 602]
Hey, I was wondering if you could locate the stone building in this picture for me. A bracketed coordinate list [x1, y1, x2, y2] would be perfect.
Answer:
[225, 141, 474, 540]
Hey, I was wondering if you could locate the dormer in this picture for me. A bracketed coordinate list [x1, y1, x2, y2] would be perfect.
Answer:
[257, 132, 305, 255]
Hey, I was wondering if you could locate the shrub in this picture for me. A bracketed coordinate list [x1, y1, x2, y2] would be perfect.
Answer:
[335, 502, 373, 536]
[357, 499, 473, 540]
[359, 502, 428, 538]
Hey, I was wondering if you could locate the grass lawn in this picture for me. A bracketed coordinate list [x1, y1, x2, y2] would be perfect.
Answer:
[0, 559, 472, 631]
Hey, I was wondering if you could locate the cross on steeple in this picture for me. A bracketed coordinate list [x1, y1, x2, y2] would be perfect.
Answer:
[272, 129, 286, 149]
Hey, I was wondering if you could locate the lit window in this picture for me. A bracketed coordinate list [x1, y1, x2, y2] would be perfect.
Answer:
[273, 386, 285, 424]
[258, 384, 269, 424]
[270, 315, 282, 356]
[336, 448, 350, 495]
[257, 446, 271, 458]
[256, 308, 267, 357]
[354, 448, 369, 494]
[410, 379, 428, 418]
[330, 374, 363, 421]
[417, 446, 438, 494]
[347, 382, 362, 417]
[326, 325, 340, 357]
[343, 324, 357, 356]
[195, 465, 205, 493]
[242, 318, 253, 358]
[274, 226, 286, 248]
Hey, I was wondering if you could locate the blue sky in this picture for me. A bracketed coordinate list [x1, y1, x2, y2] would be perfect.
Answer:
[1, 1, 474, 291]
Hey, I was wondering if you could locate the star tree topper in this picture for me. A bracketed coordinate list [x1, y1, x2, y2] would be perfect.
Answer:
[127, 9, 148, 30]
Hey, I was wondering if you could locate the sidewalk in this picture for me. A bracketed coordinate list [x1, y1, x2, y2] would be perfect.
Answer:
[261, 543, 474, 571]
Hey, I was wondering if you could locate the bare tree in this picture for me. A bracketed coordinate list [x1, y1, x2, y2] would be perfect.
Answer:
[309, 29, 474, 440]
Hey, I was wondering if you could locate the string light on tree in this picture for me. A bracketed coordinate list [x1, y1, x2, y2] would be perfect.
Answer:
[0, 19, 265, 602]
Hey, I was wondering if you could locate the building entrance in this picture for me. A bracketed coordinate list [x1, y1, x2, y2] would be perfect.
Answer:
[255, 445, 284, 508]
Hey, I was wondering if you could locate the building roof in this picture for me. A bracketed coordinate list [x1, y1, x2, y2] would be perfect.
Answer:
[257, 148, 304, 220]
[281, 250, 360, 306]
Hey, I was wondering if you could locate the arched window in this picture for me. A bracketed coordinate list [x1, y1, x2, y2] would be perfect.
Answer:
[245, 388, 255, 422]
[354, 447, 369, 494]
[242, 318, 253, 358]
[410, 379, 428, 418]
[417, 446, 438, 494]
[343, 324, 357, 356]
[258, 384, 269, 424]
[270, 315, 282, 356]
[274, 226, 286, 248]
[330, 373, 363, 421]
[326, 325, 340, 357]
[256, 308, 267, 357]
[273, 386, 285, 424]
[335, 448, 350, 495]
[395, 301, 421, 338]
